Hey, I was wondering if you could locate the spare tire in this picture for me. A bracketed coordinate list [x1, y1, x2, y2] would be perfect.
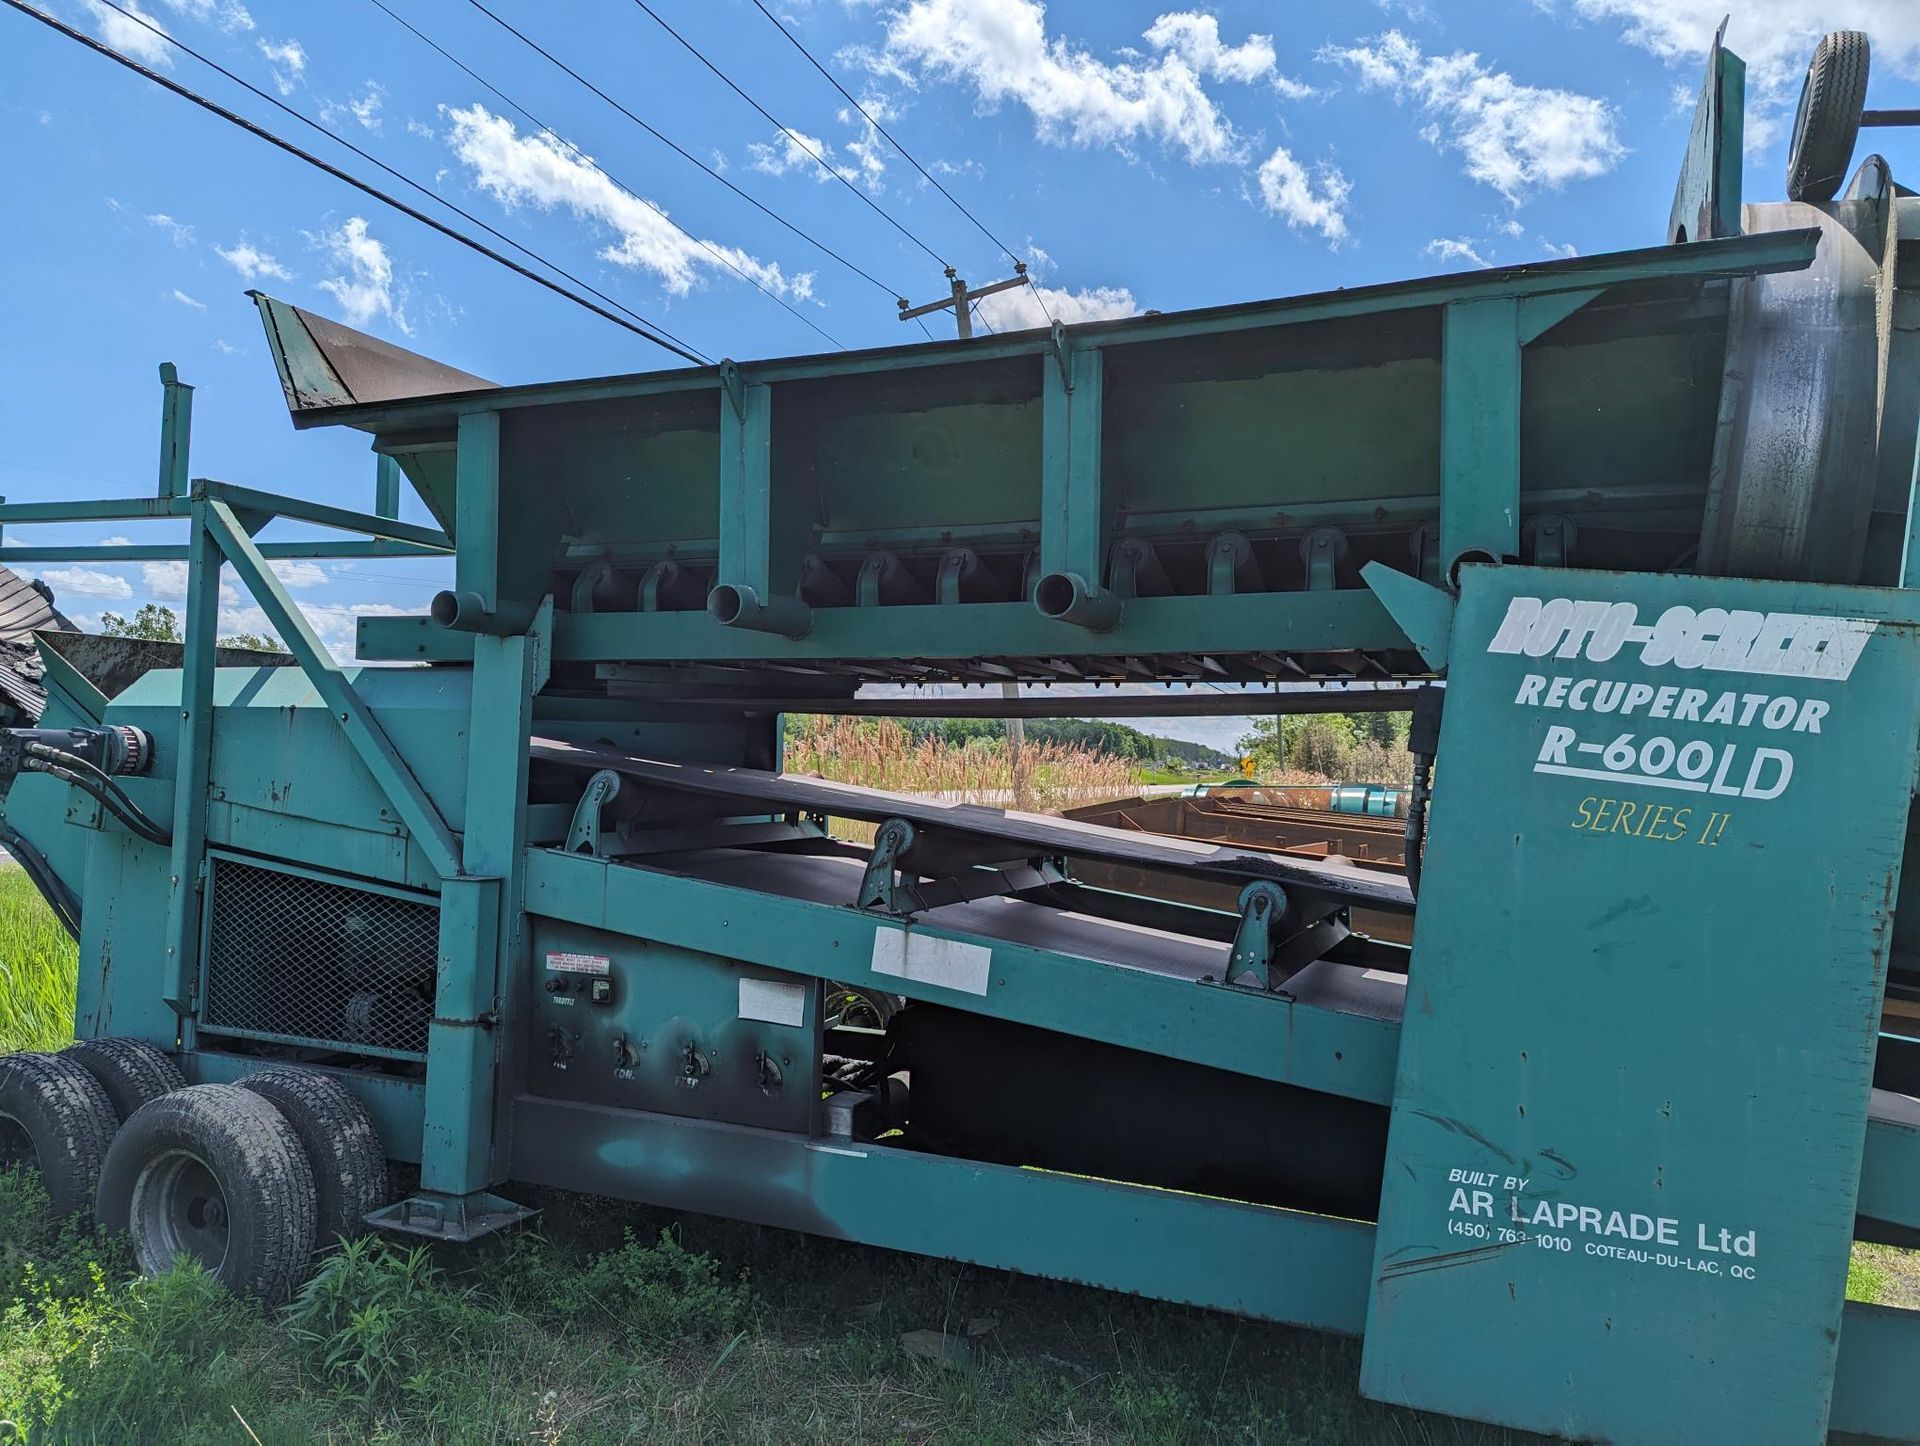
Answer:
[0, 1051, 117, 1217]
[1786, 31, 1870, 203]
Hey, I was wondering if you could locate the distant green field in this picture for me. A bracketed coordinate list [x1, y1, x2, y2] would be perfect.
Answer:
[0, 867, 1904, 1440]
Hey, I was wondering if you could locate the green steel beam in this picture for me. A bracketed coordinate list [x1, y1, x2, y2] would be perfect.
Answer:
[420, 877, 501, 1192]
[452, 411, 500, 611]
[156, 363, 193, 499]
[1440, 297, 1522, 571]
[510, 1097, 1377, 1335]
[159, 502, 219, 1019]
[0, 497, 187, 523]
[714, 378, 801, 606]
[204, 480, 451, 550]
[203, 498, 462, 879]
[2, 540, 450, 562]
[311, 230, 1819, 435]
[1832, 1302, 1920, 1441]
[1039, 339, 1106, 606]
[358, 589, 1417, 665]
[522, 846, 1401, 1104]
[375, 454, 402, 520]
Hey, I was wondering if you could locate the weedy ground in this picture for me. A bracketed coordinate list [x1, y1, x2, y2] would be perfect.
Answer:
[0, 866, 1909, 1441]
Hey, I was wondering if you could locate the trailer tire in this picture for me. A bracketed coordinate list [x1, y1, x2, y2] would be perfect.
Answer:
[62, 1038, 186, 1123]
[237, 1068, 387, 1250]
[1786, 31, 1870, 203]
[96, 1083, 317, 1303]
[0, 1052, 117, 1218]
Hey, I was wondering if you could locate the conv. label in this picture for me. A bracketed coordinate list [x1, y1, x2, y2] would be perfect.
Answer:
[545, 951, 610, 975]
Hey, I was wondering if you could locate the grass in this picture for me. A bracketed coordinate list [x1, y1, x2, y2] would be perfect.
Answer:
[785, 715, 1139, 810]
[0, 868, 77, 1053]
[0, 868, 1910, 1440]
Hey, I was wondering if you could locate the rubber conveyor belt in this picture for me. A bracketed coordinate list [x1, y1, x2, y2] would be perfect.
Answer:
[530, 735, 1415, 915]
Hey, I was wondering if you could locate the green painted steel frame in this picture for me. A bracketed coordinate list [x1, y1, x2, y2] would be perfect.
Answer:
[327, 230, 1818, 667]
[522, 846, 1400, 1105]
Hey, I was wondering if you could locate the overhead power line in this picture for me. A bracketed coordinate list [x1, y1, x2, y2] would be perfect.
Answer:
[4, 0, 708, 364]
[742, 0, 1057, 328]
[362, 0, 841, 351]
[457, 0, 908, 308]
[90, 0, 709, 361]
[627, 0, 952, 272]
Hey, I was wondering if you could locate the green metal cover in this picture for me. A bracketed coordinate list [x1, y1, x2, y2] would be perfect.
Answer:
[1361, 564, 1920, 1441]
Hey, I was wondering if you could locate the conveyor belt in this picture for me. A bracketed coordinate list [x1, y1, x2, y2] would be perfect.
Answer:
[529, 736, 1415, 914]
[650, 848, 1410, 1023]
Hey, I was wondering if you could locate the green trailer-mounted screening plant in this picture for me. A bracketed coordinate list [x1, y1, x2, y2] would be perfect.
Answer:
[0, 30, 1916, 1445]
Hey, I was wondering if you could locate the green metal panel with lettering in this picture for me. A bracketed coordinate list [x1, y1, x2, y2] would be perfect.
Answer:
[1361, 564, 1920, 1441]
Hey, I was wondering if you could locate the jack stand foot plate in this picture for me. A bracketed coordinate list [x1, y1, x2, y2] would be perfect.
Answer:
[365, 1190, 538, 1242]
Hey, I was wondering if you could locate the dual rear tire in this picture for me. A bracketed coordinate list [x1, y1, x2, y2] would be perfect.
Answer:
[0, 1042, 388, 1304]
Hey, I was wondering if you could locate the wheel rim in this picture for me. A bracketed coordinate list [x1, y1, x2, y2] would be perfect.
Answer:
[0, 1112, 36, 1173]
[128, 1149, 231, 1275]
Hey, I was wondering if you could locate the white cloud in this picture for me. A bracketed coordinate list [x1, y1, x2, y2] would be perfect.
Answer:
[874, 0, 1273, 164]
[258, 37, 306, 95]
[1541, 238, 1580, 258]
[1255, 146, 1351, 243]
[157, 0, 253, 32]
[313, 216, 407, 333]
[85, 0, 173, 67]
[216, 600, 411, 661]
[36, 109, 53, 126]
[1326, 31, 1623, 203]
[145, 212, 193, 246]
[171, 289, 206, 310]
[270, 560, 327, 589]
[213, 339, 240, 354]
[215, 240, 293, 281]
[443, 105, 813, 299]
[322, 81, 386, 133]
[1142, 12, 1277, 84]
[142, 560, 236, 603]
[405, 118, 437, 141]
[1425, 236, 1492, 268]
[750, 126, 835, 178]
[37, 567, 132, 600]
[975, 275, 1139, 330]
[1561, 3, 1920, 145]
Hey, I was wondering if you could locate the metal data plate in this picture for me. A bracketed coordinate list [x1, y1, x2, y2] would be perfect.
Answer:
[1360, 564, 1920, 1442]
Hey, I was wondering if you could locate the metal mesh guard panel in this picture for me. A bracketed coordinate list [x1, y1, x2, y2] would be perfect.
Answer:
[202, 859, 437, 1057]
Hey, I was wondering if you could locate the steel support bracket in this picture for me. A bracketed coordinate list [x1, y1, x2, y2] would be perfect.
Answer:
[858, 818, 916, 914]
[719, 358, 746, 421]
[563, 769, 623, 857]
[1224, 881, 1289, 991]
[1047, 320, 1073, 391]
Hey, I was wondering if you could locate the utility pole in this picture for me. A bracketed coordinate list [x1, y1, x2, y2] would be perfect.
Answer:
[898, 264, 1030, 339]
[900, 265, 1036, 809]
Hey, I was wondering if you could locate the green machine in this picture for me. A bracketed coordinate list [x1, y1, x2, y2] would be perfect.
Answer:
[1, 28, 1918, 1443]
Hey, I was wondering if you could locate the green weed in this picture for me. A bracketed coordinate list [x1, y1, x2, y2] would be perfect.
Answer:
[0, 869, 75, 1054]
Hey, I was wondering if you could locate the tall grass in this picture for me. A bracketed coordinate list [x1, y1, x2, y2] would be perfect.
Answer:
[785, 715, 1138, 812]
[0, 867, 76, 1053]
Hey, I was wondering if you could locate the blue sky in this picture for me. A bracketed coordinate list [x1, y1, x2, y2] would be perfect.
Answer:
[2, 0, 1918, 748]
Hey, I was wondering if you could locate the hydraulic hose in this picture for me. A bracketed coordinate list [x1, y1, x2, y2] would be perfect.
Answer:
[22, 756, 171, 847]
[0, 822, 81, 939]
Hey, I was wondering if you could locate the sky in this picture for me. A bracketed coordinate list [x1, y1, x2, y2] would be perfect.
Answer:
[2, 0, 1919, 753]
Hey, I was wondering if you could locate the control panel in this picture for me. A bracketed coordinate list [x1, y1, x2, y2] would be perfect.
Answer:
[527, 918, 819, 1134]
